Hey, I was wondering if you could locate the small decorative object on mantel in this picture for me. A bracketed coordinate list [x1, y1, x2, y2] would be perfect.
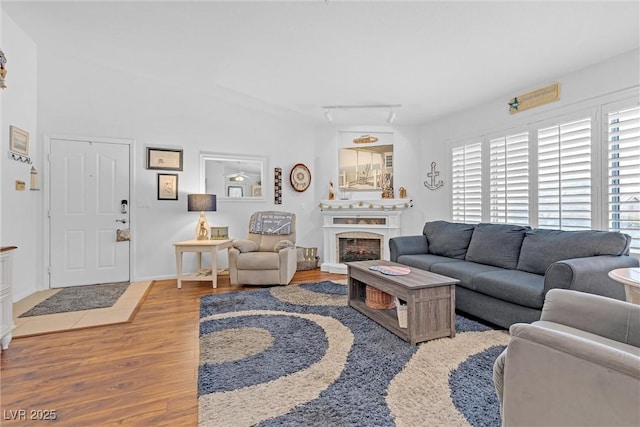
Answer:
[274, 167, 282, 204]
[381, 187, 394, 199]
[398, 187, 407, 198]
[0, 48, 7, 89]
[328, 181, 335, 200]
[380, 170, 393, 199]
[424, 161, 443, 190]
[508, 82, 560, 114]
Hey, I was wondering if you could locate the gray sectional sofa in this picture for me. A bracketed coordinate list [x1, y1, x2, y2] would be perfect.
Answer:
[390, 221, 639, 328]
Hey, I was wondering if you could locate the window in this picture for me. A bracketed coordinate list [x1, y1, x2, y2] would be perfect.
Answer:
[489, 132, 529, 225]
[607, 105, 640, 253]
[452, 143, 482, 223]
[537, 117, 592, 230]
[450, 91, 639, 254]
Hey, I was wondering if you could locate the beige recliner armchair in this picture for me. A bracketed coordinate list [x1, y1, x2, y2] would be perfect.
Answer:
[493, 288, 640, 426]
[228, 211, 297, 285]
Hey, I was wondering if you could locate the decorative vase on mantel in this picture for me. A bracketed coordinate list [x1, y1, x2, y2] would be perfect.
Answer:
[381, 187, 394, 199]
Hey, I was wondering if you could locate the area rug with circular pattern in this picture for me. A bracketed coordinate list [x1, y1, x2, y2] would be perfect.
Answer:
[198, 281, 510, 427]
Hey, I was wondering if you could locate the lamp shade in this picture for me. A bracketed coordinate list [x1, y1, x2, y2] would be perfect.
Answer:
[187, 194, 217, 212]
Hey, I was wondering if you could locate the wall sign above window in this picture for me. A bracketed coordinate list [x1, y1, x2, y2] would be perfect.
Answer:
[508, 82, 560, 114]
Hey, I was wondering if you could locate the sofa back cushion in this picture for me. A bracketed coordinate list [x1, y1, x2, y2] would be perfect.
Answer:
[465, 223, 529, 269]
[423, 221, 475, 259]
[517, 229, 631, 275]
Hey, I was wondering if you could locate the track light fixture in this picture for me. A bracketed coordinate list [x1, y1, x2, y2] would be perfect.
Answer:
[321, 104, 401, 123]
[324, 108, 333, 123]
[386, 108, 397, 124]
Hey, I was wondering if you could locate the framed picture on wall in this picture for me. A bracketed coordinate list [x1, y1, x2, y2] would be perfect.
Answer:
[157, 173, 179, 200]
[147, 147, 183, 171]
[9, 126, 29, 155]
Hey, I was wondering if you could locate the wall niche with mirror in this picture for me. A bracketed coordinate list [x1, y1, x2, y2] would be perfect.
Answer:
[338, 131, 394, 192]
[200, 153, 266, 200]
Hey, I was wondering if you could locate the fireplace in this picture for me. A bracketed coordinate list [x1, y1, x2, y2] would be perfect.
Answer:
[338, 232, 383, 263]
[320, 201, 408, 274]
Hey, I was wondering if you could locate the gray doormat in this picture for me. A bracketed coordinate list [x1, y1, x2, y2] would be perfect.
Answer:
[19, 282, 130, 317]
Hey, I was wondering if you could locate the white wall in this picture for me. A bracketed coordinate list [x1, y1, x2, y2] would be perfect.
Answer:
[35, 49, 325, 282]
[1, 11, 40, 300]
[419, 49, 640, 222]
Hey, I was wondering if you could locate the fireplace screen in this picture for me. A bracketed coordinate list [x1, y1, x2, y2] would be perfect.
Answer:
[339, 237, 382, 263]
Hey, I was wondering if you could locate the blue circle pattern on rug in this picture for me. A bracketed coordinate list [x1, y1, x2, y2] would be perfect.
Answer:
[199, 314, 328, 394]
[199, 281, 501, 426]
[450, 345, 505, 427]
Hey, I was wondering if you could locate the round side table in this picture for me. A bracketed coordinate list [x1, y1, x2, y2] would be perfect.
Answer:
[608, 268, 640, 304]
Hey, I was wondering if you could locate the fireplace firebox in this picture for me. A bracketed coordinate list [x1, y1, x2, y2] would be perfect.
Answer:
[339, 237, 382, 263]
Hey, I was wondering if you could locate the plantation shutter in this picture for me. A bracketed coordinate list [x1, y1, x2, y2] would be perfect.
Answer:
[607, 105, 640, 253]
[452, 143, 482, 223]
[489, 132, 529, 225]
[537, 117, 592, 230]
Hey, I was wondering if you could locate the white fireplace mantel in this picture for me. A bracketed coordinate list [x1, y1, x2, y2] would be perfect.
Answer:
[320, 202, 409, 274]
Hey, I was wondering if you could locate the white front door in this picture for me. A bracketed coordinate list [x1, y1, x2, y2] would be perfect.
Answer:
[50, 139, 130, 288]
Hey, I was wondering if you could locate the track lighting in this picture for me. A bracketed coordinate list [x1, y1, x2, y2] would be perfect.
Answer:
[321, 104, 401, 123]
[386, 108, 397, 124]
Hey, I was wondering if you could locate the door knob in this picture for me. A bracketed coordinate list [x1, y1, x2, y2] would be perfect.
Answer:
[116, 219, 128, 224]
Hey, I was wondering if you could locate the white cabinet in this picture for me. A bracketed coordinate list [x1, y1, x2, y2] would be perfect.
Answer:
[0, 246, 16, 350]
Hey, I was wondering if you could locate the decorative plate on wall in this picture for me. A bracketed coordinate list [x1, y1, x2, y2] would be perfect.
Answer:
[290, 163, 311, 192]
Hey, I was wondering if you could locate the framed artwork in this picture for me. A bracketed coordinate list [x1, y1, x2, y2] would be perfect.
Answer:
[147, 147, 183, 171]
[157, 173, 178, 200]
[227, 186, 243, 198]
[10, 126, 29, 155]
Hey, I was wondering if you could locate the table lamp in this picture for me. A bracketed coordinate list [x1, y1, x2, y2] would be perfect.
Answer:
[187, 194, 217, 240]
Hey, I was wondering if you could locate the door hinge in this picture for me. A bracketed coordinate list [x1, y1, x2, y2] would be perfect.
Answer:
[47, 266, 51, 275]
[47, 210, 51, 218]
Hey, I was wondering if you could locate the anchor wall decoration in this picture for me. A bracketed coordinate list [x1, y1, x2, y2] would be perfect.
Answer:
[424, 161, 443, 190]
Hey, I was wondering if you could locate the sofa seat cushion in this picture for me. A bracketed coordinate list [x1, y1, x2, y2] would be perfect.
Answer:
[465, 223, 529, 269]
[430, 261, 505, 291]
[423, 221, 475, 259]
[473, 270, 545, 309]
[236, 252, 280, 270]
[396, 254, 462, 271]
[517, 229, 631, 275]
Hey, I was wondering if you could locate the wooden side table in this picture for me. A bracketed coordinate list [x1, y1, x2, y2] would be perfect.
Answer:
[174, 239, 234, 289]
[608, 267, 640, 304]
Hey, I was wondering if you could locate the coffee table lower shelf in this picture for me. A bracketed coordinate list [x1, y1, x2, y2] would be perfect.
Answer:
[347, 260, 458, 345]
[349, 299, 410, 341]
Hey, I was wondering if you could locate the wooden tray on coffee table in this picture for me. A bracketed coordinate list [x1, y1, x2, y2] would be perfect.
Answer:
[346, 260, 459, 345]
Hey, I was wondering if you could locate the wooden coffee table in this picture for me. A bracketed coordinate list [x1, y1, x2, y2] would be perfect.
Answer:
[346, 260, 459, 345]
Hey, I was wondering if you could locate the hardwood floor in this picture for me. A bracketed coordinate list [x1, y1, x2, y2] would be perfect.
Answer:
[0, 270, 345, 426]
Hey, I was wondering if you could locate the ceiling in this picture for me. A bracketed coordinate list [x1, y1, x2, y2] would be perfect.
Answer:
[3, 1, 639, 125]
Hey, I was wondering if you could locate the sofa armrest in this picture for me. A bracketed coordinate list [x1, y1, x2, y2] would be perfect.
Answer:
[389, 235, 429, 262]
[540, 289, 640, 346]
[501, 323, 640, 426]
[544, 255, 638, 300]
